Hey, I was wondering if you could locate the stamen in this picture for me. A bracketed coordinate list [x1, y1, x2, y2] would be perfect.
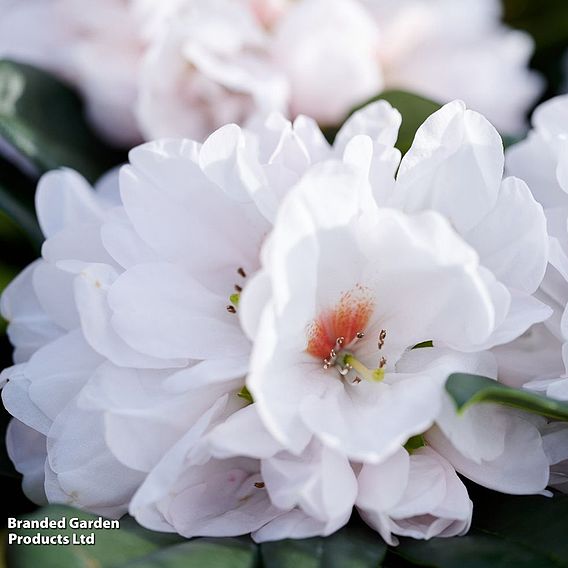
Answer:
[234, 284, 242, 292]
[237, 267, 247, 278]
[356, 331, 365, 339]
[378, 329, 387, 350]
[379, 356, 387, 369]
[343, 354, 385, 382]
[254, 482, 265, 489]
[226, 305, 237, 314]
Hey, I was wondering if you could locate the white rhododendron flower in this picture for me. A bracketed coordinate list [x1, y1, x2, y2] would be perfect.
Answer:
[0, 0, 540, 144]
[505, 95, 568, 400]
[0, 102, 397, 517]
[0, 99, 560, 543]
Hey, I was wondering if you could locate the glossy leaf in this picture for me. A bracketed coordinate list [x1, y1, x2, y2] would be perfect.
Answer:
[6, 507, 184, 568]
[446, 373, 568, 421]
[260, 525, 387, 568]
[0, 59, 124, 183]
[324, 90, 441, 155]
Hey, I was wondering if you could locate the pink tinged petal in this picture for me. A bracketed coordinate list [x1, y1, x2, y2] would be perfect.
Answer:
[273, 0, 382, 124]
[262, 442, 357, 523]
[6, 419, 48, 505]
[47, 400, 144, 518]
[357, 447, 410, 512]
[35, 169, 106, 238]
[388, 448, 472, 541]
[131, 397, 284, 537]
[208, 405, 283, 460]
[108, 262, 250, 360]
[427, 410, 550, 495]
[395, 101, 504, 233]
[74, 263, 187, 368]
[0, 261, 64, 362]
[252, 508, 350, 542]
[465, 177, 548, 294]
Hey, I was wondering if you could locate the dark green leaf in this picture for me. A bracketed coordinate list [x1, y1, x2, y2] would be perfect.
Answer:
[260, 524, 387, 568]
[323, 90, 441, 155]
[0, 59, 124, 183]
[363, 91, 441, 155]
[6, 506, 184, 568]
[446, 373, 568, 421]
[121, 538, 257, 568]
[394, 487, 568, 567]
[393, 530, 564, 568]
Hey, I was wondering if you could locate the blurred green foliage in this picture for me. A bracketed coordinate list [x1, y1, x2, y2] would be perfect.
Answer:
[504, 0, 568, 101]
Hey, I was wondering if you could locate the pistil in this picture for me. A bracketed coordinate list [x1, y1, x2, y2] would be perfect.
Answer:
[342, 353, 385, 383]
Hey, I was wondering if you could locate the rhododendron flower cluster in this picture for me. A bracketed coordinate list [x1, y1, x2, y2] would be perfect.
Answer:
[2, 100, 568, 544]
[0, 0, 541, 145]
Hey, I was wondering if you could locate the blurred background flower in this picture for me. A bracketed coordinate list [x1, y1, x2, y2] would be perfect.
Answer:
[0, 0, 553, 146]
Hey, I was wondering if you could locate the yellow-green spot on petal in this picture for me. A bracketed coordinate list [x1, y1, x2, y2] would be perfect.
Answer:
[230, 293, 240, 307]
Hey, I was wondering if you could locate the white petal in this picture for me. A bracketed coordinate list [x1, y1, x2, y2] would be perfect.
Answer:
[6, 419, 48, 504]
[262, 441, 357, 523]
[47, 400, 144, 517]
[74, 263, 187, 368]
[1, 261, 63, 362]
[252, 508, 349, 542]
[465, 176, 548, 294]
[427, 410, 549, 494]
[395, 101, 503, 233]
[108, 262, 250, 360]
[35, 169, 105, 238]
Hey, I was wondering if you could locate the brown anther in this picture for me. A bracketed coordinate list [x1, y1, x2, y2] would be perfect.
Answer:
[237, 267, 247, 278]
[353, 377, 362, 384]
[234, 284, 242, 292]
[336, 336, 345, 346]
[379, 356, 387, 369]
[356, 331, 365, 339]
[254, 482, 265, 489]
[378, 329, 387, 349]
[226, 305, 237, 314]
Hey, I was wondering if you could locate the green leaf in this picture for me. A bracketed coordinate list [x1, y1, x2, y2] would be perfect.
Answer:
[260, 524, 387, 568]
[6, 506, 184, 568]
[446, 373, 568, 421]
[0, 59, 124, 183]
[237, 385, 254, 404]
[363, 91, 441, 155]
[120, 538, 257, 568]
[393, 530, 564, 568]
[323, 90, 441, 155]
[393, 489, 568, 568]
